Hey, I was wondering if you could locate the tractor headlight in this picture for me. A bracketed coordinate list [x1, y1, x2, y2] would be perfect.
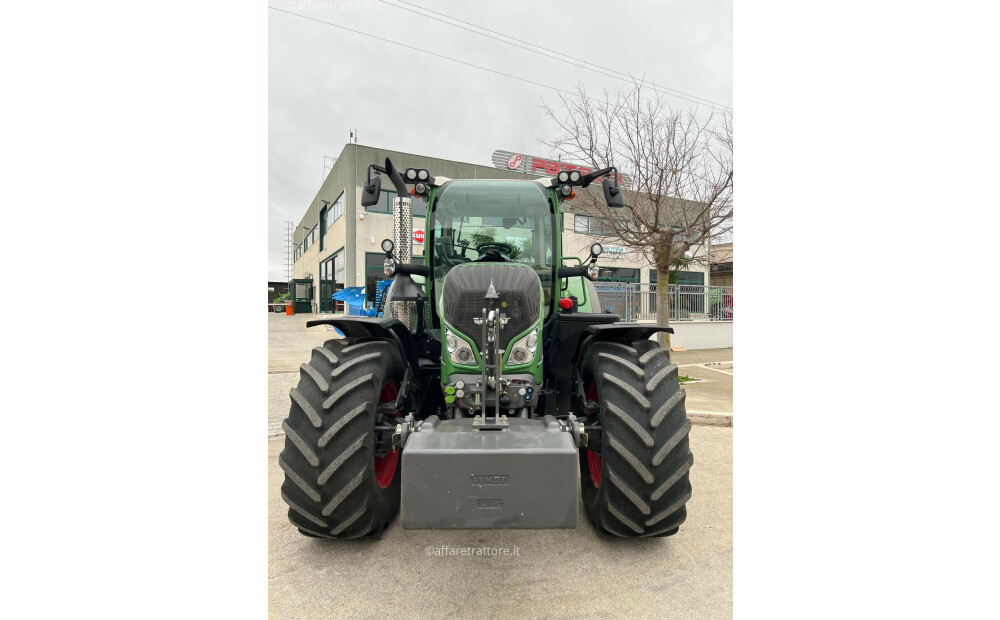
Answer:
[384, 258, 396, 277]
[587, 262, 600, 279]
[507, 328, 539, 366]
[445, 328, 476, 366]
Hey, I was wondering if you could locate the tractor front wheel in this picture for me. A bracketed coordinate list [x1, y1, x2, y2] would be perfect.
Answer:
[279, 337, 405, 539]
[579, 340, 694, 537]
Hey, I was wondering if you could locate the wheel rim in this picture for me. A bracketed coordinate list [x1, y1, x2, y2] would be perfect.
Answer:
[586, 381, 602, 488]
[374, 381, 400, 489]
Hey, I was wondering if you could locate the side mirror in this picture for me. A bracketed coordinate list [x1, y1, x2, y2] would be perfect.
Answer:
[603, 178, 624, 208]
[361, 175, 382, 207]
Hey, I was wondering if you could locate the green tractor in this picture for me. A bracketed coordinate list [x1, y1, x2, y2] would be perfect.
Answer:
[279, 158, 693, 538]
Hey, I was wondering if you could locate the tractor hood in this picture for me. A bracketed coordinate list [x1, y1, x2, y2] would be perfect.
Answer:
[441, 263, 541, 352]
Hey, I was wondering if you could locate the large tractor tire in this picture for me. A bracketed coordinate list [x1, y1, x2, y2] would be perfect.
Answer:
[579, 340, 694, 537]
[279, 337, 405, 539]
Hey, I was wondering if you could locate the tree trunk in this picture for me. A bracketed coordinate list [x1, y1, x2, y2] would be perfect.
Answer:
[655, 263, 672, 348]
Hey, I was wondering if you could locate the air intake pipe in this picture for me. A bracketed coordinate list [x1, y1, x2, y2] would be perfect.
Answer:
[384, 158, 416, 329]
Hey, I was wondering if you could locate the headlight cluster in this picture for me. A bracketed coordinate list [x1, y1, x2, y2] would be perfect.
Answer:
[446, 328, 476, 366]
[404, 168, 430, 182]
[507, 328, 539, 366]
[556, 170, 582, 184]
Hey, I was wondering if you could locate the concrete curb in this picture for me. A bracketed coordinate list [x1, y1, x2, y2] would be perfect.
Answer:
[687, 411, 733, 427]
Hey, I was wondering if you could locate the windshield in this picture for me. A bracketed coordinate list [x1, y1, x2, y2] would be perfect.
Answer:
[430, 180, 555, 317]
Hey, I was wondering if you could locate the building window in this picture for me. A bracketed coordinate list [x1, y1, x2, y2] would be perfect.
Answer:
[319, 249, 347, 312]
[574, 214, 612, 236]
[366, 190, 427, 217]
[319, 208, 327, 252]
[597, 267, 639, 282]
[673, 270, 704, 286]
[365, 252, 386, 305]
[334, 250, 345, 288]
[411, 195, 427, 217]
[303, 226, 317, 252]
[366, 189, 392, 214]
[330, 192, 344, 224]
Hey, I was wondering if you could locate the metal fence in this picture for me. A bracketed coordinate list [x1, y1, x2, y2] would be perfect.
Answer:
[593, 283, 733, 322]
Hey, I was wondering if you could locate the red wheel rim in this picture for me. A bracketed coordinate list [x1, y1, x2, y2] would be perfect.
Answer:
[374, 381, 400, 489]
[586, 381, 602, 488]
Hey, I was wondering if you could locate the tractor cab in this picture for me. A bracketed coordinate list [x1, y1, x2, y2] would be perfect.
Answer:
[431, 182, 555, 293]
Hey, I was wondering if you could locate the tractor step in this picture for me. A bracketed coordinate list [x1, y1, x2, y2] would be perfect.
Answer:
[401, 416, 579, 530]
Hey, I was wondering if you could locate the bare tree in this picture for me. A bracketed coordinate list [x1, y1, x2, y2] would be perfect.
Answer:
[543, 81, 733, 346]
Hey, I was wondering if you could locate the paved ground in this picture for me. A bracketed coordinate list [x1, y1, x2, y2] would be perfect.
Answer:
[268, 425, 732, 619]
[672, 350, 733, 419]
[268, 312, 733, 617]
[268, 313, 342, 374]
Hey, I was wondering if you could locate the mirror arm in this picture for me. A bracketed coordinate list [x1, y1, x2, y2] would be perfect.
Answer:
[368, 163, 386, 182]
[395, 263, 429, 277]
[581, 166, 616, 188]
[558, 265, 596, 281]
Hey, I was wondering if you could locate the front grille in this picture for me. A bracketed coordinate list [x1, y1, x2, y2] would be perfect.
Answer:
[442, 264, 541, 351]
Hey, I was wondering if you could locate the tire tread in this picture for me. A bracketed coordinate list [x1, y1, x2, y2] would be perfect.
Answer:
[579, 340, 694, 538]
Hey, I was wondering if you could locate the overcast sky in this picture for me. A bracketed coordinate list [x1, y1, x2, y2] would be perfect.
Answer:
[268, 0, 732, 281]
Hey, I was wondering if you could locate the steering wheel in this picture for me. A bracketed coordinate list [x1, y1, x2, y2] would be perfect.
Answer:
[474, 241, 514, 262]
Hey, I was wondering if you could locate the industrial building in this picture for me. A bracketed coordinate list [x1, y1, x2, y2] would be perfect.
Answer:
[289, 143, 712, 314]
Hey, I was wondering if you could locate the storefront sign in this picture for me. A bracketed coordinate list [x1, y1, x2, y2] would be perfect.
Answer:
[491, 149, 631, 185]
[413, 228, 425, 244]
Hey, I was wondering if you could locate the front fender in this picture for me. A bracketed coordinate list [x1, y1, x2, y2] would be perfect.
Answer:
[577, 323, 674, 358]
[306, 317, 421, 378]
